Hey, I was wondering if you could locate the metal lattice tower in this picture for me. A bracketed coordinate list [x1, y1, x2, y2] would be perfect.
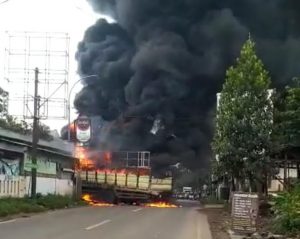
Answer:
[4, 31, 69, 120]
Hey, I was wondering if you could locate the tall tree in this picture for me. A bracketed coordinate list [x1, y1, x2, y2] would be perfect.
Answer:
[0, 87, 9, 117]
[212, 37, 273, 193]
[273, 78, 300, 180]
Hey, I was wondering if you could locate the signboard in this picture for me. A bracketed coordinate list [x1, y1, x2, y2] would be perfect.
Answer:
[24, 163, 37, 169]
[232, 193, 259, 233]
[24, 155, 56, 175]
[76, 115, 91, 143]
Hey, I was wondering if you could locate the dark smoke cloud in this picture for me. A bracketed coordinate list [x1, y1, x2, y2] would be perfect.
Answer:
[74, 0, 300, 172]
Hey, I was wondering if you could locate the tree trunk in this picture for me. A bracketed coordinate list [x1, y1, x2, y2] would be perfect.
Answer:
[248, 173, 255, 193]
[283, 153, 288, 191]
[264, 176, 268, 197]
[297, 162, 300, 180]
[255, 170, 263, 199]
[231, 175, 236, 192]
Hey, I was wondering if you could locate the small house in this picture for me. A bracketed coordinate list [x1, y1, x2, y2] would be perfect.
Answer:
[0, 127, 76, 198]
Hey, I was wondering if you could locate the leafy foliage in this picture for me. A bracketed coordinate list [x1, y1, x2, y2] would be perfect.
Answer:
[200, 196, 225, 205]
[0, 195, 86, 217]
[272, 184, 300, 235]
[0, 116, 53, 141]
[0, 88, 8, 115]
[212, 38, 273, 191]
[273, 78, 300, 151]
[36, 194, 75, 209]
[37, 124, 54, 141]
[0, 87, 53, 141]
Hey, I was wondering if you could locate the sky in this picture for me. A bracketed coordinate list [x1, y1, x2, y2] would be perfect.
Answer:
[0, 0, 109, 133]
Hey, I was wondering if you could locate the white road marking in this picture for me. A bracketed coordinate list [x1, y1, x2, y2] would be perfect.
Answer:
[132, 208, 143, 212]
[0, 219, 16, 225]
[85, 219, 111, 230]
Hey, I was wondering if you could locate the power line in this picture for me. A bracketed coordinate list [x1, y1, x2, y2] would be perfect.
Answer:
[0, 0, 10, 5]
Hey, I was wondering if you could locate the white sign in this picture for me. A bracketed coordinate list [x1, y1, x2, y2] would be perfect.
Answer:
[232, 193, 259, 233]
[76, 115, 91, 143]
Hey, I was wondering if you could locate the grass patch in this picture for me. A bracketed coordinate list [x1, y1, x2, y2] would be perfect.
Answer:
[36, 195, 74, 210]
[200, 196, 226, 205]
[0, 195, 86, 218]
[271, 185, 300, 236]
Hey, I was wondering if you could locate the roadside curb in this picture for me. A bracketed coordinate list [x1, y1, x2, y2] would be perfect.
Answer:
[228, 230, 244, 239]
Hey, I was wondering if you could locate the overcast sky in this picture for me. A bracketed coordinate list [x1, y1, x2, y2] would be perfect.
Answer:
[0, 0, 107, 133]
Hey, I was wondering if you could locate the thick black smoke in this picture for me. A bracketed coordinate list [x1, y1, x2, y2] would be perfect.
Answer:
[74, 0, 300, 172]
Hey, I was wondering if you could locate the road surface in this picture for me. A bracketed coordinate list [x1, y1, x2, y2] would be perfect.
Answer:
[0, 200, 211, 239]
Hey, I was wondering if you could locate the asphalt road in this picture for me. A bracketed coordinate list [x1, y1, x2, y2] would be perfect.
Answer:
[0, 200, 211, 239]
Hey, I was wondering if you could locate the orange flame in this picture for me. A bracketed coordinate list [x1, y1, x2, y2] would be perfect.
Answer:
[75, 147, 95, 169]
[69, 122, 75, 131]
[82, 194, 114, 207]
[96, 169, 127, 175]
[145, 202, 178, 208]
[104, 151, 112, 163]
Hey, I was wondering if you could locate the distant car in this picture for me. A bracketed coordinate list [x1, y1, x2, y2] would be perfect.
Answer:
[177, 194, 184, 199]
[188, 194, 194, 200]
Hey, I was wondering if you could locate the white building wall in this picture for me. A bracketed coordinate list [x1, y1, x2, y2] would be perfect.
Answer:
[0, 175, 74, 198]
[25, 176, 74, 196]
[268, 167, 298, 192]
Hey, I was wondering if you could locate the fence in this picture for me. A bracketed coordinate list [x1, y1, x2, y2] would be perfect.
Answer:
[0, 176, 26, 198]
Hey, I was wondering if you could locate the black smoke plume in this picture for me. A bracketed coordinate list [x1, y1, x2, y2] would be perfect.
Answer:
[74, 0, 300, 173]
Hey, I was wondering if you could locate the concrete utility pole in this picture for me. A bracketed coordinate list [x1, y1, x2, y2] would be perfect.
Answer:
[31, 67, 40, 198]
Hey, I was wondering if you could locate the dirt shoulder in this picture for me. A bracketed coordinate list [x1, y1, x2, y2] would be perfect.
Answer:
[200, 207, 231, 239]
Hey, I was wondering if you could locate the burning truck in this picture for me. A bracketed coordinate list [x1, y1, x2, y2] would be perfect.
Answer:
[66, 115, 175, 206]
[76, 148, 174, 205]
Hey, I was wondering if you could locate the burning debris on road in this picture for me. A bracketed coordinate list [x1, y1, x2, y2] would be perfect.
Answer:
[68, 0, 300, 173]
[82, 193, 178, 208]
[82, 194, 114, 207]
[144, 202, 178, 208]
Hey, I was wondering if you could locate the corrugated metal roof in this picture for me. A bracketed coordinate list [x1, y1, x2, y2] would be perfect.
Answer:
[0, 142, 25, 153]
[0, 127, 75, 157]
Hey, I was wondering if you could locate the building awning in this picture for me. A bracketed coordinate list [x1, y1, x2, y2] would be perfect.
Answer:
[0, 142, 25, 154]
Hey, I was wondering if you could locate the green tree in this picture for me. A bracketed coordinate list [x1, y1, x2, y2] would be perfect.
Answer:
[274, 78, 300, 149]
[0, 87, 9, 116]
[0, 87, 53, 141]
[273, 78, 300, 181]
[37, 123, 53, 141]
[212, 38, 273, 194]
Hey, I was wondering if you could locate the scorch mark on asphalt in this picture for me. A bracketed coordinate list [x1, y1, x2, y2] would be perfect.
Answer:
[85, 219, 111, 230]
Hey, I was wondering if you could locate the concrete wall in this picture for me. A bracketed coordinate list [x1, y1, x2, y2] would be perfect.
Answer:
[0, 175, 73, 198]
[25, 176, 74, 196]
[268, 167, 298, 192]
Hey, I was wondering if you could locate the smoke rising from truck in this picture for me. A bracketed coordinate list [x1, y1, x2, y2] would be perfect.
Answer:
[73, 0, 300, 172]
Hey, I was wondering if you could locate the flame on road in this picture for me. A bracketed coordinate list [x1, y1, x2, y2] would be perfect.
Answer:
[82, 194, 114, 207]
[145, 202, 178, 208]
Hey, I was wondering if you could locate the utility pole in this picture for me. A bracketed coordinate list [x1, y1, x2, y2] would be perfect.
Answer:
[31, 67, 40, 198]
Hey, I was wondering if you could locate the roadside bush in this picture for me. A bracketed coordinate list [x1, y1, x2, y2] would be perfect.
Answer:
[36, 194, 73, 209]
[0, 194, 84, 217]
[272, 185, 300, 235]
[0, 198, 45, 217]
[0, 201, 19, 217]
[200, 196, 225, 205]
